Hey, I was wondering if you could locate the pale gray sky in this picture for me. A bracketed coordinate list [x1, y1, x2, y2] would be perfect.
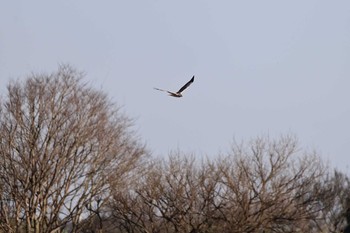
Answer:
[1, 1, 350, 171]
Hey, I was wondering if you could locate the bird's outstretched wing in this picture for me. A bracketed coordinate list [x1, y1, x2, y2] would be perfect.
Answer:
[154, 87, 167, 92]
[177, 76, 194, 93]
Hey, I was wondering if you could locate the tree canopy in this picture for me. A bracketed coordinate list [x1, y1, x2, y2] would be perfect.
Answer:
[0, 65, 147, 233]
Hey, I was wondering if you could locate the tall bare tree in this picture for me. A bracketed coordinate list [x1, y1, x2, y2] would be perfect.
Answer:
[0, 65, 147, 233]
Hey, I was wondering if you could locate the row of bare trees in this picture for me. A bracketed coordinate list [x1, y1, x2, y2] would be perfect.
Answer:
[108, 137, 350, 233]
[0, 66, 349, 232]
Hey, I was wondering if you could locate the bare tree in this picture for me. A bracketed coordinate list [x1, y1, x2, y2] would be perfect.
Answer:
[216, 135, 328, 232]
[138, 154, 222, 233]
[313, 169, 350, 232]
[110, 160, 164, 233]
[109, 152, 226, 233]
[0, 65, 147, 233]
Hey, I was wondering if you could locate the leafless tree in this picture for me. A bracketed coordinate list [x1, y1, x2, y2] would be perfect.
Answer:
[0, 65, 147, 233]
[109, 152, 225, 233]
[110, 160, 163, 233]
[313, 169, 350, 232]
[216, 135, 329, 232]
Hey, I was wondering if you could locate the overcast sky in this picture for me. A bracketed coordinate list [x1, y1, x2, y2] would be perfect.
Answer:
[1, 1, 349, 171]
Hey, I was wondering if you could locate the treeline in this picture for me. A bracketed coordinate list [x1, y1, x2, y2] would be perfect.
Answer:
[105, 139, 350, 233]
[0, 66, 349, 233]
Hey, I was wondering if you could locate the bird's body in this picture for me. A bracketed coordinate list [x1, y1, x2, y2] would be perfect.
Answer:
[154, 76, 194, 98]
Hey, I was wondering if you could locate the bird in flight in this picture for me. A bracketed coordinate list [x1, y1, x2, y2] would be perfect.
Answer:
[154, 76, 194, 98]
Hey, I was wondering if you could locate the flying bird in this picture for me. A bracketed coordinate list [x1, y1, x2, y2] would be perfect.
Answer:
[154, 76, 194, 98]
